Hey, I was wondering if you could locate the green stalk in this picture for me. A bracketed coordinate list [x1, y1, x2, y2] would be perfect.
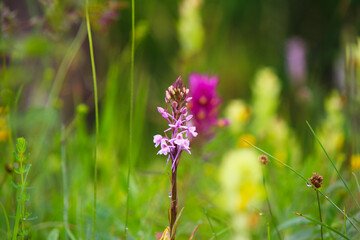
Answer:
[243, 140, 360, 232]
[85, 1, 99, 239]
[47, 22, 86, 107]
[294, 212, 349, 240]
[0, 2, 7, 83]
[306, 121, 360, 209]
[12, 165, 31, 240]
[343, 207, 347, 235]
[262, 168, 282, 240]
[0, 201, 11, 240]
[124, 0, 135, 238]
[61, 127, 76, 240]
[204, 208, 217, 240]
[316, 190, 323, 240]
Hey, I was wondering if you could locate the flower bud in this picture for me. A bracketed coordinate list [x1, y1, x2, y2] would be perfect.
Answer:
[181, 108, 187, 115]
[16, 137, 27, 154]
[258, 155, 268, 165]
[309, 173, 323, 189]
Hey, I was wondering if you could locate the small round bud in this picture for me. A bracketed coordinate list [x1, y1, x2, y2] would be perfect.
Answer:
[166, 91, 171, 101]
[172, 101, 178, 108]
[259, 155, 268, 165]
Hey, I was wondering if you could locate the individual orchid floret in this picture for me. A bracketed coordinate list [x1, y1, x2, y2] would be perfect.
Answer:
[153, 135, 163, 147]
[188, 73, 228, 139]
[157, 139, 172, 156]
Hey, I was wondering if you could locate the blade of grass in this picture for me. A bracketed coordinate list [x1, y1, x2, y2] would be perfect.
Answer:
[209, 226, 231, 240]
[306, 121, 360, 209]
[262, 167, 282, 240]
[124, 0, 135, 238]
[61, 126, 76, 240]
[344, 207, 347, 235]
[47, 21, 86, 107]
[242, 139, 360, 232]
[0, 201, 11, 240]
[352, 172, 360, 194]
[204, 208, 217, 240]
[294, 212, 349, 240]
[189, 225, 199, 240]
[85, 1, 100, 239]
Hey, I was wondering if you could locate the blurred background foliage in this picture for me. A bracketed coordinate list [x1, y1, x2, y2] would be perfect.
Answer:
[1, 0, 360, 239]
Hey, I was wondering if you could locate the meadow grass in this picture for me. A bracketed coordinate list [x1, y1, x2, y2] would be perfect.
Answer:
[1, 1, 360, 240]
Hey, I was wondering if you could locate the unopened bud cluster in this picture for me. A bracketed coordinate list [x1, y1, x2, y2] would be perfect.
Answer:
[309, 173, 323, 189]
[165, 77, 192, 116]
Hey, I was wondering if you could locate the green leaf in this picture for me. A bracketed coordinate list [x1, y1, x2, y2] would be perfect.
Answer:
[170, 207, 184, 237]
[13, 152, 19, 161]
[47, 229, 59, 240]
[10, 181, 20, 189]
[294, 212, 350, 240]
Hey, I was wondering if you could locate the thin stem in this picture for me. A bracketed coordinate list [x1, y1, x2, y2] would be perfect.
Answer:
[12, 165, 31, 240]
[20, 159, 25, 240]
[306, 121, 360, 209]
[344, 207, 347, 235]
[170, 169, 178, 239]
[204, 208, 217, 240]
[0, 2, 7, 83]
[262, 168, 281, 240]
[316, 190, 323, 240]
[124, 0, 135, 238]
[243, 139, 360, 232]
[294, 212, 350, 240]
[85, 1, 99, 239]
[47, 22, 86, 107]
[0, 201, 11, 240]
[61, 127, 76, 240]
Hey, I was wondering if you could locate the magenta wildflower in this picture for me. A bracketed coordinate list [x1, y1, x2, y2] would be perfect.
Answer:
[188, 73, 228, 138]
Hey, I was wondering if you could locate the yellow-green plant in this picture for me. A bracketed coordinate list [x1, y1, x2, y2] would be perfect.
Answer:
[12, 137, 32, 240]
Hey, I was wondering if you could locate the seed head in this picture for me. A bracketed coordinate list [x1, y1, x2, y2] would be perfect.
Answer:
[309, 173, 323, 189]
[258, 154, 268, 165]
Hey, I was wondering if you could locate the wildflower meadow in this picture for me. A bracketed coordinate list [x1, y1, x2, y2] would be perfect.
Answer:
[2, 1, 360, 239]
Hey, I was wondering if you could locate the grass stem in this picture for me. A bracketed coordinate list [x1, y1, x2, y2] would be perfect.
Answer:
[306, 121, 360, 209]
[124, 0, 135, 238]
[294, 212, 349, 240]
[316, 190, 323, 240]
[85, 1, 100, 239]
[262, 168, 282, 240]
[61, 126, 76, 240]
[204, 208, 217, 240]
[0, 201, 11, 240]
[243, 139, 360, 232]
